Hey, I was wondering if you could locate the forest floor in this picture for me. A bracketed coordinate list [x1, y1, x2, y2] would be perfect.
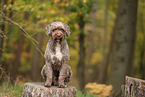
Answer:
[0, 82, 95, 97]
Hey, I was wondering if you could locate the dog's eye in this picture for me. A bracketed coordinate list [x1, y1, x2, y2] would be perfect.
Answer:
[61, 30, 65, 33]
[58, 28, 65, 32]
[52, 29, 57, 32]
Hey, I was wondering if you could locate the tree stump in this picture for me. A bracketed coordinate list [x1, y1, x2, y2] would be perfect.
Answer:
[22, 82, 77, 97]
[122, 76, 145, 97]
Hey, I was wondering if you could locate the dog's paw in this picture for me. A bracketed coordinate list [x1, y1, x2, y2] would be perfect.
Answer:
[59, 83, 67, 88]
[59, 83, 65, 88]
[44, 81, 52, 87]
[53, 82, 59, 86]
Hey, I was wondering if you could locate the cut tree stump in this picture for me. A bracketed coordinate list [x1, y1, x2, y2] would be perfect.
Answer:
[122, 76, 145, 97]
[22, 82, 77, 97]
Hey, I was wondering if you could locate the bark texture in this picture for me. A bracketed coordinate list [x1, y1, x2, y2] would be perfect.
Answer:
[98, 0, 110, 83]
[22, 82, 77, 97]
[122, 76, 145, 97]
[0, 0, 7, 66]
[32, 33, 44, 81]
[11, 32, 25, 81]
[77, 1, 86, 91]
[77, 15, 85, 91]
[108, 0, 138, 94]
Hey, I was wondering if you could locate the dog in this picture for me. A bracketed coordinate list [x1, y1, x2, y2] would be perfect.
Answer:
[41, 22, 72, 88]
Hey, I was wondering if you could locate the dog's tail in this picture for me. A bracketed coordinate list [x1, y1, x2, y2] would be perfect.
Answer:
[41, 65, 46, 79]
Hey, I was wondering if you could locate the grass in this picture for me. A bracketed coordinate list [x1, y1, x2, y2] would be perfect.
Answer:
[77, 90, 97, 97]
[0, 82, 96, 97]
[0, 82, 23, 97]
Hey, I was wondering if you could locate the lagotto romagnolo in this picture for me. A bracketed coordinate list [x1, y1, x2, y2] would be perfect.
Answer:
[41, 22, 72, 88]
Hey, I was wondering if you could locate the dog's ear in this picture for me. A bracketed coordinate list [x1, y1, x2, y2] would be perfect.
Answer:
[64, 24, 70, 37]
[46, 24, 52, 36]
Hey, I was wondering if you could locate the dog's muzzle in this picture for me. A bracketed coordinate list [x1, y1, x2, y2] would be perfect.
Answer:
[54, 34, 64, 42]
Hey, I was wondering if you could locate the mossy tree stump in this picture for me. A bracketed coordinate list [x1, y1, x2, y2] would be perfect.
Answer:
[22, 82, 77, 97]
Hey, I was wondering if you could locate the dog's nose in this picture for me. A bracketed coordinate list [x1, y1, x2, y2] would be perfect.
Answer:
[57, 34, 61, 37]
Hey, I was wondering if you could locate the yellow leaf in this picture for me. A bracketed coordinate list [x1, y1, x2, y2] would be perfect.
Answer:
[49, 10, 55, 14]
[31, 8, 34, 11]
[3, 5, 7, 8]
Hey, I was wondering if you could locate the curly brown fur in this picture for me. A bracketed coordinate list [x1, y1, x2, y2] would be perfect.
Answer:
[41, 22, 72, 88]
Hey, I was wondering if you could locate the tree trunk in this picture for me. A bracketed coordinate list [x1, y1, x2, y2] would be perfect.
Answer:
[0, 0, 7, 84]
[77, 13, 85, 91]
[98, 0, 109, 83]
[139, 8, 145, 80]
[108, 0, 138, 95]
[87, 0, 97, 63]
[31, 33, 44, 81]
[4, 0, 14, 72]
[76, 0, 86, 91]
[85, 0, 97, 82]
[11, 32, 25, 81]
[0, 0, 7, 67]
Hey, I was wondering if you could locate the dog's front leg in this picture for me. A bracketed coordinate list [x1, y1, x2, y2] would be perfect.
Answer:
[45, 62, 53, 87]
[59, 64, 67, 88]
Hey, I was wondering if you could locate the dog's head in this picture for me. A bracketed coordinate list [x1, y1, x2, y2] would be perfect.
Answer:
[46, 22, 70, 43]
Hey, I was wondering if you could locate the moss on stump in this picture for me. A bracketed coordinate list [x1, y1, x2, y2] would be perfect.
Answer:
[22, 82, 77, 97]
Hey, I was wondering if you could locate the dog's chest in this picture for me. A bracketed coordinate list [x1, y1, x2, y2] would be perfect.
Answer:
[51, 43, 62, 61]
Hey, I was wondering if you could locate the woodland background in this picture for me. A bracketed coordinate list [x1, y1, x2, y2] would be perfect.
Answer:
[0, 0, 144, 96]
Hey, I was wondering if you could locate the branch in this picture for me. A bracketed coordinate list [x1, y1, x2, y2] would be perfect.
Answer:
[0, 66, 5, 80]
[0, 29, 6, 38]
[1, 11, 44, 57]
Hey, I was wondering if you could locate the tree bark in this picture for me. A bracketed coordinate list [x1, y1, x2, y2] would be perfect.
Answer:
[87, 0, 97, 64]
[98, 0, 110, 83]
[31, 33, 44, 81]
[11, 32, 25, 81]
[139, 4, 145, 80]
[77, 0, 86, 90]
[0, 0, 7, 84]
[101, 18, 117, 84]
[4, 0, 14, 72]
[22, 82, 77, 97]
[77, 14, 85, 91]
[108, 0, 138, 95]
[0, 0, 7, 67]
[85, 0, 97, 83]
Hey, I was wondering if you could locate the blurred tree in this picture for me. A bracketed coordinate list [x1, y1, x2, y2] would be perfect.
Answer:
[138, 0, 145, 80]
[11, 32, 25, 81]
[98, 0, 110, 83]
[85, 0, 97, 83]
[77, 1, 86, 91]
[11, 10, 28, 81]
[108, 0, 138, 95]
[0, 0, 7, 67]
[0, 0, 7, 84]
[32, 33, 44, 81]
[4, 0, 14, 72]
[75, 0, 93, 90]
[87, 0, 96, 66]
